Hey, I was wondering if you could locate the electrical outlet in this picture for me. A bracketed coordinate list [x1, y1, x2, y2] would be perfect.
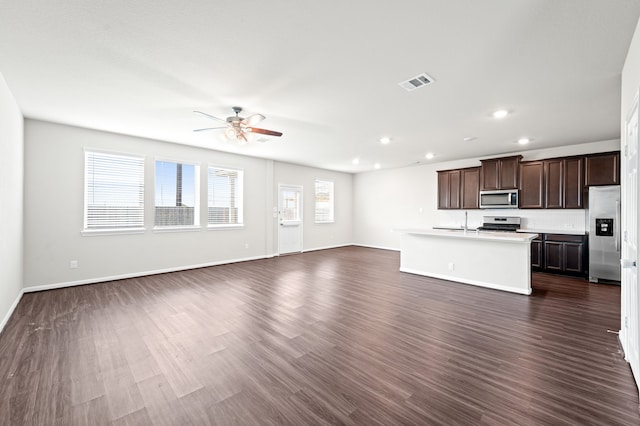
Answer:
[448, 262, 455, 271]
[70, 260, 78, 269]
[244, 243, 249, 249]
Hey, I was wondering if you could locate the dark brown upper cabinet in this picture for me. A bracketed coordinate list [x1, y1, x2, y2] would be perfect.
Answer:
[437, 169, 461, 209]
[585, 152, 620, 186]
[519, 161, 545, 209]
[563, 157, 584, 208]
[438, 168, 480, 210]
[545, 159, 564, 209]
[461, 167, 481, 209]
[480, 156, 522, 190]
[520, 157, 584, 209]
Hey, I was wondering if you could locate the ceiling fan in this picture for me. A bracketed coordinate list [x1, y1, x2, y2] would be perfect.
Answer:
[193, 107, 283, 142]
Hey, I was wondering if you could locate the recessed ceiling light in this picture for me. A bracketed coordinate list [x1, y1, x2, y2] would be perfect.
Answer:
[463, 136, 476, 141]
[352, 158, 360, 165]
[374, 163, 381, 169]
[425, 153, 435, 159]
[492, 109, 509, 119]
[517, 138, 530, 145]
[380, 137, 391, 145]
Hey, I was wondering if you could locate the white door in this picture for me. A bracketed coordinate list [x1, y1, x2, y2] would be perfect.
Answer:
[622, 91, 640, 388]
[278, 184, 303, 255]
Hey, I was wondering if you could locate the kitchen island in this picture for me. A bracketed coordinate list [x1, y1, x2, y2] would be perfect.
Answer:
[396, 228, 538, 295]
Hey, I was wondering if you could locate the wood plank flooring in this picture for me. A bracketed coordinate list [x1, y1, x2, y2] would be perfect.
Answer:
[1, 246, 639, 425]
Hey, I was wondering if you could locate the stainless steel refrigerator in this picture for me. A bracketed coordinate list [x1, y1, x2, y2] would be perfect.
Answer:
[588, 185, 621, 283]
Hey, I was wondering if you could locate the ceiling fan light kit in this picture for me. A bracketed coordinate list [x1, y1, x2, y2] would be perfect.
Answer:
[193, 107, 283, 143]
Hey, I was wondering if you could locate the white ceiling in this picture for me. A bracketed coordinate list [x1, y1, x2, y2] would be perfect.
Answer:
[1, 1, 639, 173]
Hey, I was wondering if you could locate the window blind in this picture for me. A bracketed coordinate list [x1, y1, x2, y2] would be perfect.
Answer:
[84, 151, 145, 229]
[208, 166, 243, 225]
[315, 179, 334, 223]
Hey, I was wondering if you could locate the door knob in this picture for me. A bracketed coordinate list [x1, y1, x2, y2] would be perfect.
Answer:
[621, 259, 636, 268]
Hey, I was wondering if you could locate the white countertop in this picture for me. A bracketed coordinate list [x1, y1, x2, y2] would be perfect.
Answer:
[395, 228, 538, 243]
[433, 225, 585, 236]
[516, 228, 585, 236]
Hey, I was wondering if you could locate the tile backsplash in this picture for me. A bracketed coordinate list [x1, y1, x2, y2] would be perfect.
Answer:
[437, 209, 587, 233]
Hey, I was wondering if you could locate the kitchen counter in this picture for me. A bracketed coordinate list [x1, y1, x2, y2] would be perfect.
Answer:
[395, 228, 537, 295]
[402, 228, 538, 242]
[516, 228, 585, 236]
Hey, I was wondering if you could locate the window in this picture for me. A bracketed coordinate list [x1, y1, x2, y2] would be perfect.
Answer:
[281, 188, 301, 221]
[84, 150, 145, 231]
[155, 160, 199, 228]
[315, 179, 334, 223]
[208, 166, 243, 226]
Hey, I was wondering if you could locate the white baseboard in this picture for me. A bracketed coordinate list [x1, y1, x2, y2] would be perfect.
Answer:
[0, 289, 24, 334]
[352, 243, 400, 252]
[400, 267, 532, 295]
[22, 254, 271, 294]
[302, 243, 353, 253]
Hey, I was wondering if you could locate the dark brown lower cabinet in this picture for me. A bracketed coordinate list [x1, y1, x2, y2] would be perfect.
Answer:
[564, 242, 584, 273]
[532, 233, 587, 277]
[531, 237, 543, 270]
[544, 241, 564, 271]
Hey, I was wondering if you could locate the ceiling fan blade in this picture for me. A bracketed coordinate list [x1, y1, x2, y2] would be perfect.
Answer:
[193, 110, 227, 123]
[242, 113, 266, 127]
[247, 127, 283, 137]
[193, 127, 228, 132]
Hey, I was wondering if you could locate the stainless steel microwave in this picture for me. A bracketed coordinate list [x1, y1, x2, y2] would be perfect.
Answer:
[479, 189, 519, 209]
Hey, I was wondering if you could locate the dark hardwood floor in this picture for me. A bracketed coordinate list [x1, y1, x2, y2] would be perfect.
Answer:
[1, 246, 638, 425]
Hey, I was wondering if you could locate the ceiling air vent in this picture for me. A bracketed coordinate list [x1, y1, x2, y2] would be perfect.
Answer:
[398, 73, 435, 92]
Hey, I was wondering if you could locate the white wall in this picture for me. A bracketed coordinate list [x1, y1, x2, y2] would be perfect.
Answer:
[273, 161, 353, 252]
[0, 74, 24, 331]
[623, 20, 640, 118]
[353, 139, 619, 250]
[23, 120, 353, 289]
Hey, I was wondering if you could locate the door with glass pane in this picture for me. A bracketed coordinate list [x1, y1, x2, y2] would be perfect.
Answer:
[278, 185, 303, 254]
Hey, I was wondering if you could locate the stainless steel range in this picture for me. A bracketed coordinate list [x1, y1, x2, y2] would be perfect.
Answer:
[476, 216, 521, 232]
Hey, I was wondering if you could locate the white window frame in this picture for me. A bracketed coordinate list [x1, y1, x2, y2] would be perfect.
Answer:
[315, 179, 335, 223]
[207, 165, 244, 229]
[82, 148, 146, 235]
[153, 158, 201, 231]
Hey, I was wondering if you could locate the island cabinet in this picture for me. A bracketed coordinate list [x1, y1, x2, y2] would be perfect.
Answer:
[585, 152, 620, 186]
[532, 233, 587, 276]
[438, 167, 480, 210]
[519, 157, 584, 209]
[397, 228, 537, 295]
[480, 156, 522, 190]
